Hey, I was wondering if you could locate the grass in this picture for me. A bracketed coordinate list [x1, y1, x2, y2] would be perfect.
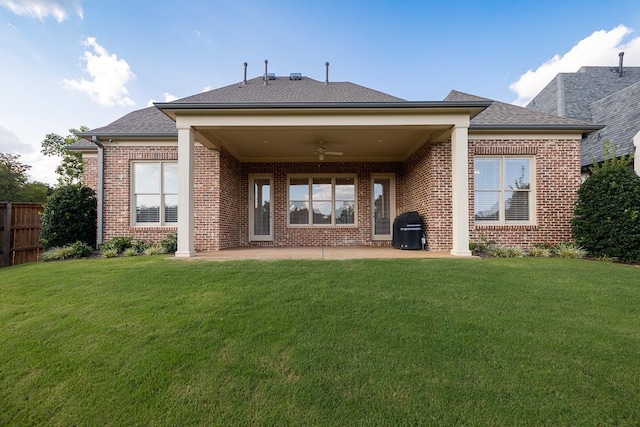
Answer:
[1, 256, 639, 426]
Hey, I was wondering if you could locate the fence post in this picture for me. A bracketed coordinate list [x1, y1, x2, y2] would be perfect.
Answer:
[2, 202, 11, 267]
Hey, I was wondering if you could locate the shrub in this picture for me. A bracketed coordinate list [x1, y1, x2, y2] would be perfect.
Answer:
[529, 246, 551, 258]
[100, 236, 133, 254]
[144, 245, 167, 256]
[160, 233, 177, 253]
[41, 185, 97, 250]
[132, 240, 150, 253]
[101, 248, 119, 258]
[42, 241, 93, 261]
[123, 248, 139, 257]
[572, 152, 640, 263]
[554, 242, 587, 259]
[489, 246, 525, 258]
[470, 236, 496, 257]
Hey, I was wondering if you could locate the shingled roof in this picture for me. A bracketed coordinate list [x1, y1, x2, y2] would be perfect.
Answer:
[74, 77, 597, 154]
[526, 65, 640, 166]
[445, 90, 600, 130]
[173, 76, 406, 104]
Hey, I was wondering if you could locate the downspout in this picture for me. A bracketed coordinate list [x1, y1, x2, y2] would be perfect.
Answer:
[634, 130, 640, 177]
[91, 136, 104, 246]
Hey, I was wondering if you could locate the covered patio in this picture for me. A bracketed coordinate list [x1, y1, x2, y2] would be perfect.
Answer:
[154, 101, 489, 258]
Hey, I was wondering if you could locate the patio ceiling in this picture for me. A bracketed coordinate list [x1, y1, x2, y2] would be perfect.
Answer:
[196, 124, 453, 162]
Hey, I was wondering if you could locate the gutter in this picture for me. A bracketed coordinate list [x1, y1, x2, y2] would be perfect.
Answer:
[91, 136, 104, 246]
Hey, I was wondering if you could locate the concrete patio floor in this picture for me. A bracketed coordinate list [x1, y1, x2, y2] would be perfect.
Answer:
[187, 247, 463, 261]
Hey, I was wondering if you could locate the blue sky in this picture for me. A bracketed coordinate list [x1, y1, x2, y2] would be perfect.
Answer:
[2, 0, 640, 184]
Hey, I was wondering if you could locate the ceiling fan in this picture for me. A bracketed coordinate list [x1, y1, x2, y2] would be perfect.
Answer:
[314, 141, 343, 161]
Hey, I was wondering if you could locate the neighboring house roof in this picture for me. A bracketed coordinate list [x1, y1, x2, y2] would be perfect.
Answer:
[526, 65, 640, 165]
[173, 76, 406, 103]
[582, 80, 640, 164]
[445, 90, 600, 130]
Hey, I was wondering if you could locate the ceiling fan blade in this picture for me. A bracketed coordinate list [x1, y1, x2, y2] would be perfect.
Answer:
[324, 151, 343, 156]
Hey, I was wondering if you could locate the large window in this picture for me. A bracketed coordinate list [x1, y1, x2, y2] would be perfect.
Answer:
[288, 176, 356, 226]
[474, 157, 533, 224]
[132, 162, 178, 225]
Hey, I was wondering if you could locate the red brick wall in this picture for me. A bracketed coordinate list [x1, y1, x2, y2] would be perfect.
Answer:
[90, 136, 580, 252]
[469, 138, 581, 249]
[403, 142, 453, 250]
[83, 155, 99, 192]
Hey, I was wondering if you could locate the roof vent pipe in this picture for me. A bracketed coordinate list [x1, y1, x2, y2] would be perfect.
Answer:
[264, 60, 268, 86]
[619, 52, 624, 77]
[325, 61, 329, 84]
[243, 62, 248, 85]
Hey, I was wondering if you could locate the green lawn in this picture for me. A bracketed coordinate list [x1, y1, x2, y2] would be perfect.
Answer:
[1, 256, 639, 426]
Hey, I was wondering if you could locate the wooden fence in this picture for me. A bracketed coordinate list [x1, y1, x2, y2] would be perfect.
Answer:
[0, 202, 43, 268]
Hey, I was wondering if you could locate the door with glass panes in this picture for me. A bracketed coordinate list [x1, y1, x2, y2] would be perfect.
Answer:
[249, 175, 273, 241]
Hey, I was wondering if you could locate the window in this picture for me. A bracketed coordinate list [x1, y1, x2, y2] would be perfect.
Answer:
[288, 176, 356, 226]
[132, 162, 178, 225]
[474, 157, 533, 224]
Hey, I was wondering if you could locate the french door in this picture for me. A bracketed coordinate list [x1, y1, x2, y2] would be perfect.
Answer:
[249, 175, 273, 241]
[372, 175, 395, 240]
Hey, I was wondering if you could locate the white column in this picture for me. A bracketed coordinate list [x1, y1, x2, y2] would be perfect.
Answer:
[450, 125, 472, 256]
[634, 130, 640, 177]
[175, 126, 196, 257]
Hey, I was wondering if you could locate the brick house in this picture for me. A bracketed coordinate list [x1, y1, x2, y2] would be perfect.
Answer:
[72, 71, 599, 257]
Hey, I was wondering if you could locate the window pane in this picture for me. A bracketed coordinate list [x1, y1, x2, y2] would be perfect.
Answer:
[163, 163, 178, 194]
[253, 179, 271, 235]
[505, 191, 529, 221]
[335, 201, 355, 224]
[335, 177, 355, 200]
[134, 163, 160, 193]
[312, 201, 332, 224]
[164, 194, 178, 223]
[474, 159, 500, 190]
[289, 201, 309, 225]
[374, 178, 392, 235]
[505, 159, 531, 190]
[289, 178, 309, 200]
[475, 192, 500, 221]
[312, 178, 332, 200]
[136, 194, 160, 223]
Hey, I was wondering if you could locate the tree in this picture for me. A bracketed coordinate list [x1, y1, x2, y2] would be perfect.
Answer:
[0, 153, 29, 201]
[41, 126, 89, 185]
[41, 184, 97, 249]
[572, 143, 640, 263]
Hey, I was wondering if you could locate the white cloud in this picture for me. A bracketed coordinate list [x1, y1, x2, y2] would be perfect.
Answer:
[510, 25, 640, 106]
[147, 92, 178, 107]
[0, 122, 32, 154]
[0, 0, 83, 22]
[202, 85, 213, 92]
[62, 37, 135, 107]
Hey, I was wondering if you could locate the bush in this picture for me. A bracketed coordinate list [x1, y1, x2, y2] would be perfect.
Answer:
[100, 236, 133, 254]
[529, 246, 551, 258]
[572, 157, 640, 263]
[101, 248, 119, 258]
[132, 240, 150, 253]
[144, 245, 167, 255]
[554, 242, 587, 259]
[123, 248, 139, 257]
[42, 241, 93, 261]
[41, 185, 97, 250]
[160, 233, 177, 253]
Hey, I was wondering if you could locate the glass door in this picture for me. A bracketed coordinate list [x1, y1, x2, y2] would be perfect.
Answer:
[249, 175, 273, 241]
[372, 175, 394, 240]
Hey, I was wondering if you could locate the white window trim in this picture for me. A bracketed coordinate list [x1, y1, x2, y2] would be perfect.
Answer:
[474, 156, 536, 225]
[371, 174, 395, 241]
[287, 174, 358, 227]
[131, 160, 178, 227]
[249, 174, 274, 241]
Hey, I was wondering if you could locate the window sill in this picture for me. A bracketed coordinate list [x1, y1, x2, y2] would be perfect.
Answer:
[474, 224, 538, 231]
